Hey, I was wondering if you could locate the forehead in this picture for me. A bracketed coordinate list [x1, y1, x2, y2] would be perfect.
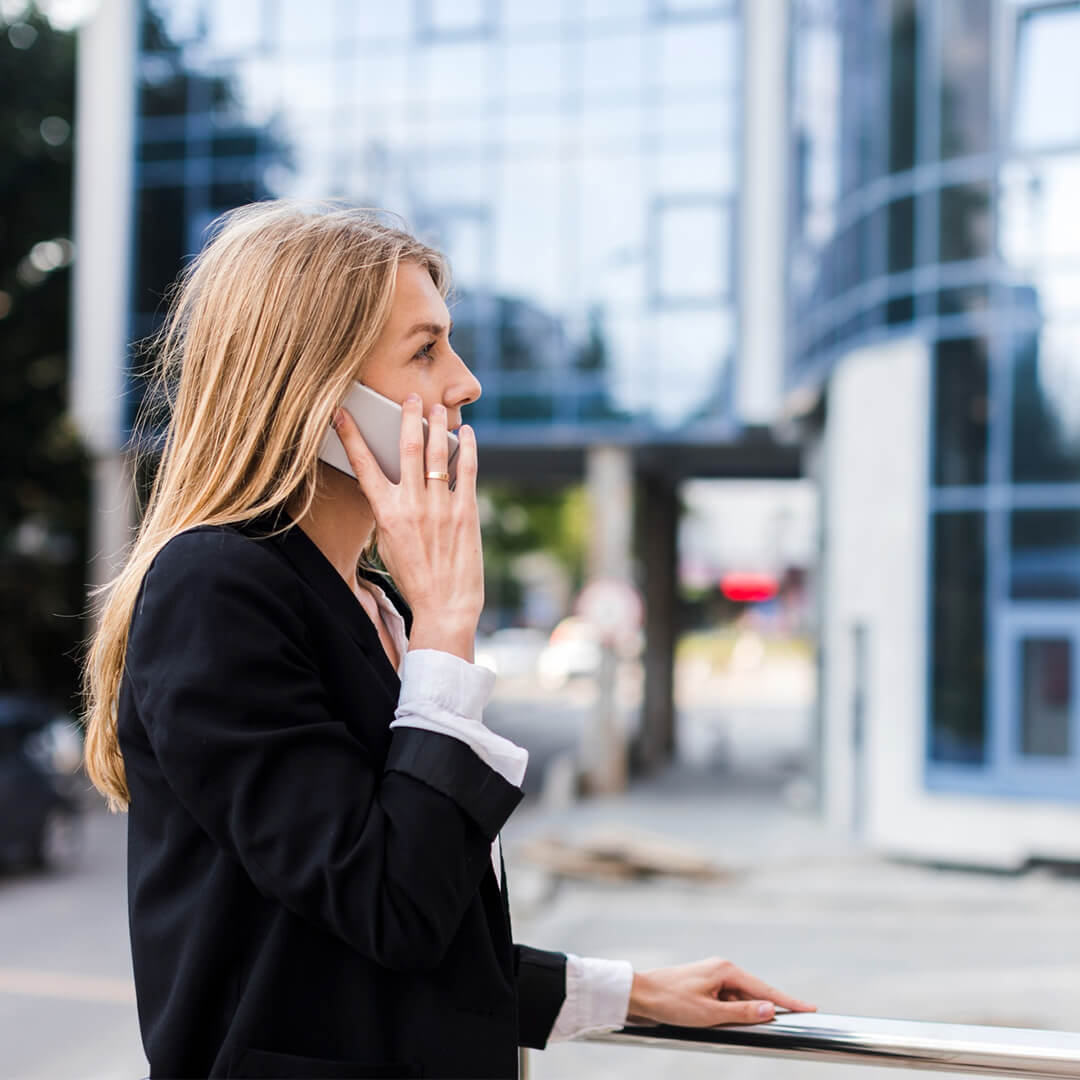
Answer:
[386, 260, 449, 326]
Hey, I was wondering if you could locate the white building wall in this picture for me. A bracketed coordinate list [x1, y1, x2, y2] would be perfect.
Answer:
[824, 337, 1080, 868]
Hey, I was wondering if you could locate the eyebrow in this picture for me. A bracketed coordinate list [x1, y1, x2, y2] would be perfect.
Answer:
[403, 319, 454, 341]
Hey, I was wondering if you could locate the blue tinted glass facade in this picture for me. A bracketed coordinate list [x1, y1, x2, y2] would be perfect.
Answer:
[789, 0, 1080, 797]
[132, 0, 742, 440]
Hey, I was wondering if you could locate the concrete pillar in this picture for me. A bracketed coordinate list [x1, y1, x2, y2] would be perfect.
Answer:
[71, 0, 138, 603]
[737, 0, 788, 424]
[582, 444, 635, 793]
[635, 472, 679, 773]
[585, 445, 634, 583]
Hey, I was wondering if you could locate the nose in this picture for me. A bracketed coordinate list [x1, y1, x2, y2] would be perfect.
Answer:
[446, 351, 482, 418]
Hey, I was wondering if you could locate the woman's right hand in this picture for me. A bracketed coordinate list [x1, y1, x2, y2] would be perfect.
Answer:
[332, 393, 483, 662]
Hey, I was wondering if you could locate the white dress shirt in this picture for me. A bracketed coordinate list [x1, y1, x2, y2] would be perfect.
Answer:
[358, 577, 634, 1041]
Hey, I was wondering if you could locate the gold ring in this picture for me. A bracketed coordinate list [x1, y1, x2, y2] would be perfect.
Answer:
[425, 470, 451, 483]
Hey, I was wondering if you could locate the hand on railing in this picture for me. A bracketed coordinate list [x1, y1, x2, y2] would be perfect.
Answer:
[626, 956, 817, 1028]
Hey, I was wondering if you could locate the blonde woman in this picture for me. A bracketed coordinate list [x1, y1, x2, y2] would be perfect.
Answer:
[82, 201, 815, 1079]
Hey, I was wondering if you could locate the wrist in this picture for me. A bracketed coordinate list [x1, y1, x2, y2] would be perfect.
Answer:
[627, 970, 658, 1022]
[408, 616, 477, 663]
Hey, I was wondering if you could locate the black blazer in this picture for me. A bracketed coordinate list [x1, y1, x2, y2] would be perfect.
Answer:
[117, 512, 568, 1079]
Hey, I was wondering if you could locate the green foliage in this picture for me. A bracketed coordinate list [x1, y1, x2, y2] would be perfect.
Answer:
[479, 484, 589, 623]
[0, 7, 90, 701]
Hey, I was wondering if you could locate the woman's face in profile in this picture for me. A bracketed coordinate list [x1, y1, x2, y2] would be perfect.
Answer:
[359, 260, 482, 431]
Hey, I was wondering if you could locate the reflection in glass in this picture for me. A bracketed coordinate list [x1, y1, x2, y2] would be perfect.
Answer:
[940, 0, 990, 159]
[135, 185, 186, 317]
[654, 201, 729, 303]
[656, 21, 736, 90]
[930, 511, 987, 765]
[426, 0, 491, 36]
[583, 32, 642, 97]
[937, 285, 988, 316]
[424, 41, 493, 106]
[204, 0, 263, 56]
[647, 309, 733, 427]
[934, 337, 988, 486]
[503, 40, 562, 102]
[1010, 509, 1080, 601]
[276, 0, 337, 51]
[1018, 638, 1072, 758]
[1011, 4, 1080, 151]
[887, 195, 914, 273]
[939, 182, 991, 262]
[1012, 323, 1080, 484]
[887, 0, 917, 173]
[998, 156, 1080, 270]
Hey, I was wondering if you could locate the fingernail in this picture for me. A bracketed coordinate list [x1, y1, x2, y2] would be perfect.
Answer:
[757, 1002, 774, 1019]
[332, 408, 344, 428]
[406, 393, 421, 405]
[432, 403, 445, 416]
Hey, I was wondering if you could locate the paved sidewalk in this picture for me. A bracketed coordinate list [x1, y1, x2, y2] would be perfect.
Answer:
[502, 764, 1080, 1079]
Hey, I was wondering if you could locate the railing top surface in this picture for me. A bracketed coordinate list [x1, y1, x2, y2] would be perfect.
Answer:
[584, 1011, 1080, 1078]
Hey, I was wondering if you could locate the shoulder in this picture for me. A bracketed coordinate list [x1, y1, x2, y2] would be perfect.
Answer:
[147, 523, 289, 583]
[135, 523, 301, 629]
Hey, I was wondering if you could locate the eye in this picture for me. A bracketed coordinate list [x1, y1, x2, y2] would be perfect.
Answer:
[413, 340, 437, 364]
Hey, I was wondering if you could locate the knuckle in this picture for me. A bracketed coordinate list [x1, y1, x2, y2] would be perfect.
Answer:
[401, 440, 424, 458]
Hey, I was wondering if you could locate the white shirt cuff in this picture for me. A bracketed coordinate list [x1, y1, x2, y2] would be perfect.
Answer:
[389, 648, 529, 789]
[548, 954, 633, 1042]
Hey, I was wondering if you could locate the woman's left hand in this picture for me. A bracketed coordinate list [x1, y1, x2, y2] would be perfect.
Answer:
[625, 956, 817, 1027]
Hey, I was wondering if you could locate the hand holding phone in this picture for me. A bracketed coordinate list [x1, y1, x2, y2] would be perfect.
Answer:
[318, 381, 460, 488]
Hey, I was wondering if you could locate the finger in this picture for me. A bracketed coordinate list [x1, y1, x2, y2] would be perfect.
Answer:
[398, 393, 426, 498]
[724, 969, 817, 1013]
[711, 999, 778, 1026]
[454, 423, 478, 501]
[424, 403, 450, 496]
[332, 407, 390, 506]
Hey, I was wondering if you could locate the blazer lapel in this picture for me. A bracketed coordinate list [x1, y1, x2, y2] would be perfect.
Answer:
[242, 511, 402, 698]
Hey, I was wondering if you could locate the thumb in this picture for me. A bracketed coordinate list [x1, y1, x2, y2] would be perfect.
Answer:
[714, 999, 775, 1025]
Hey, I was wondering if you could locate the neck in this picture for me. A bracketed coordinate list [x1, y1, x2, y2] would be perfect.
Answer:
[286, 465, 375, 594]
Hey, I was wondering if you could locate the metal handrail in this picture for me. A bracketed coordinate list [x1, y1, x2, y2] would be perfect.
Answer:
[582, 1012, 1080, 1078]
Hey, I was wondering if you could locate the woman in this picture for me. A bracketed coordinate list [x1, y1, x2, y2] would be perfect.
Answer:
[83, 201, 815, 1079]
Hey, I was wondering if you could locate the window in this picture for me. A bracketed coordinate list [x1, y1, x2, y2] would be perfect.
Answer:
[1012, 322, 1080, 483]
[933, 337, 989, 486]
[887, 195, 915, 273]
[1011, 509, 1080, 601]
[940, 0, 991, 159]
[887, 0, 918, 173]
[651, 198, 731, 305]
[939, 182, 992, 263]
[929, 512, 987, 765]
[1011, 3, 1080, 150]
[420, 0, 494, 39]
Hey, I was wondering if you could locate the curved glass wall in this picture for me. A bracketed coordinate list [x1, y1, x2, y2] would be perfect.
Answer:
[131, 0, 742, 440]
[789, 0, 1080, 797]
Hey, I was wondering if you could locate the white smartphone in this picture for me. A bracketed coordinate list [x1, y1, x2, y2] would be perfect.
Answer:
[317, 380, 460, 488]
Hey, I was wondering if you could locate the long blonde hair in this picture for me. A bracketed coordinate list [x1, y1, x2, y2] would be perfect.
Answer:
[82, 200, 449, 811]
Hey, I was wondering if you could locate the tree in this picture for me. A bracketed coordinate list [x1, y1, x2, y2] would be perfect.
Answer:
[0, 6, 89, 702]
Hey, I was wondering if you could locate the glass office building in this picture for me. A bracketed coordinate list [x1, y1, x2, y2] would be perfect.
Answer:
[132, 0, 743, 440]
[789, 0, 1080, 853]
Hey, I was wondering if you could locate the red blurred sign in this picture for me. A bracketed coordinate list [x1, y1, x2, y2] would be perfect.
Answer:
[720, 572, 778, 602]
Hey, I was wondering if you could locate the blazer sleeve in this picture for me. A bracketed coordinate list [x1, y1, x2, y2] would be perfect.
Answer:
[124, 529, 524, 973]
[513, 944, 568, 1049]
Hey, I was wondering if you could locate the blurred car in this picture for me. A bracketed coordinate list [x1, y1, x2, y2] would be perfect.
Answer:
[474, 627, 548, 678]
[0, 694, 84, 871]
[537, 616, 603, 689]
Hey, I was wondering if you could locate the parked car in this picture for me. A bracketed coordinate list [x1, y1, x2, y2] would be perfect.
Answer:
[0, 694, 84, 871]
